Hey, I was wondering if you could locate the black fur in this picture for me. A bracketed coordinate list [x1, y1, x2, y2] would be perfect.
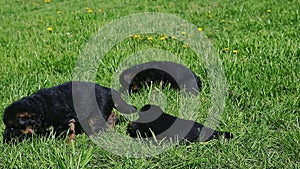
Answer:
[3, 81, 137, 143]
[119, 61, 202, 95]
[127, 105, 233, 142]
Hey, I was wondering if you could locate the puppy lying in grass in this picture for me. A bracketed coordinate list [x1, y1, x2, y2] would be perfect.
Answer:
[2, 81, 137, 143]
[119, 61, 202, 95]
[127, 104, 233, 142]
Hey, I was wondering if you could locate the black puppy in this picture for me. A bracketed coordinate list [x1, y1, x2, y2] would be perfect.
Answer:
[3, 81, 137, 143]
[119, 61, 202, 95]
[127, 105, 233, 142]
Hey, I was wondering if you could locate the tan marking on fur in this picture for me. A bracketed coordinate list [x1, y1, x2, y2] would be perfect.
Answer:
[67, 119, 76, 144]
[17, 112, 32, 118]
[107, 112, 117, 129]
[131, 84, 140, 91]
[21, 125, 34, 134]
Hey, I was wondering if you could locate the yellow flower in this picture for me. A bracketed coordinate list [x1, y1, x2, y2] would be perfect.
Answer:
[47, 27, 53, 32]
[87, 9, 93, 13]
[233, 49, 238, 54]
[57, 11, 62, 14]
[44, 0, 51, 3]
[160, 35, 168, 40]
[182, 31, 186, 35]
[98, 9, 102, 13]
[197, 27, 203, 31]
[221, 19, 225, 23]
[129, 35, 134, 38]
[183, 44, 188, 48]
[224, 47, 230, 52]
[134, 34, 141, 39]
[171, 36, 177, 40]
[146, 36, 153, 40]
[266, 9, 272, 13]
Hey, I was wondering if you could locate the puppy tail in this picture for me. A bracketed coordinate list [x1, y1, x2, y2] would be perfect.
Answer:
[214, 131, 233, 139]
[199, 127, 233, 142]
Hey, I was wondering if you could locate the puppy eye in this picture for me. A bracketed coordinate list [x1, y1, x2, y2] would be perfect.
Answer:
[18, 117, 34, 126]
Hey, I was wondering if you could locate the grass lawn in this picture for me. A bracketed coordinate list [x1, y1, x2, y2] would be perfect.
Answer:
[0, 0, 299, 168]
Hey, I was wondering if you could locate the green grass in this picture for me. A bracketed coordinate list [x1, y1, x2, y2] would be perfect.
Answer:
[0, 0, 299, 168]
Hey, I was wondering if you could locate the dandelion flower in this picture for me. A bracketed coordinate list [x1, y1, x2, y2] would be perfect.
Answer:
[182, 31, 186, 35]
[146, 36, 153, 40]
[183, 44, 188, 48]
[171, 36, 177, 40]
[197, 27, 203, 31]
[57, 11, 62, 14]
[221, 19, 225, 23]
[160, 35, 168, 40]
[224, 48, 229, 51]
[233, 49, 238, 54]
[44, 0, 51, 3]
[129, 35, 134, 38]
[266, 9, 272, 13]
[98, 9, 102, 13]
[87, 9, 93, 13]
[134, 34, 141, 39]
[47, 27, 53, 32]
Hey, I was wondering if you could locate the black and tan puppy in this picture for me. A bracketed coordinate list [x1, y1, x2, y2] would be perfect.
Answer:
[3, 81, 137, 143]
[127, 105, 233, 142]
[119, 61, 202, 95]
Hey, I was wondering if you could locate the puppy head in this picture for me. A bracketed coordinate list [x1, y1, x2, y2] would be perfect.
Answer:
[3, 100, 38, 143]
